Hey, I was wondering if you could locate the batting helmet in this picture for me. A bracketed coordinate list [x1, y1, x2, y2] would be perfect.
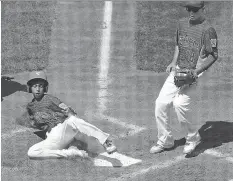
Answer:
[27, 71, 49, 93]
[182, 1, 204, 8]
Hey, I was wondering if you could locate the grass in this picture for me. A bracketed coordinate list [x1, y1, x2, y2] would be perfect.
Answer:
[1, 2, 233, 181]
[135, 1, 233, 73]
[1, 1, 56, 75]
[2, 2, 232, 74]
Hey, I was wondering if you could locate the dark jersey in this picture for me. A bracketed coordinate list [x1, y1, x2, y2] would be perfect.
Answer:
[176, 18, 218, 69]
[27, 94, 68, 131]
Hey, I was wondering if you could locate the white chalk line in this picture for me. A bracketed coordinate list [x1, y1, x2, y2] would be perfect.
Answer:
[93, 0, 144, 168]
[97, 113, 146, 138]
[1, 128, 32, 140]
[108, 148, 233, 180]
[110, 148, 233, 180]
[97, 1, 146, 139]
[99, 1, 112, 80]
[204, 149, 233, 163]
[108, 155, 185, 181]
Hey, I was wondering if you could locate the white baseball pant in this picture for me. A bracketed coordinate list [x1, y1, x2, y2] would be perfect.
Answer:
[155, 64, 211, 148]
[27, 115, 109, 158]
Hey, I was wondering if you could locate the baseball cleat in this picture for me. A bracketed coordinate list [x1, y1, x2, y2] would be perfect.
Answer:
[103, 139, 117, 154]
[150, 144, 174, 154]
[150, 145, 164, 154]
[183, 141, 201, 154]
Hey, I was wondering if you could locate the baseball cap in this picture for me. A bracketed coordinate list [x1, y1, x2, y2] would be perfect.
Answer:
[27, 71, 48, 86]
[183, 1, 204, 8]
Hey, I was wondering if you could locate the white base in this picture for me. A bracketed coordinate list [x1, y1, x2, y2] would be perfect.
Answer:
[94, 152, 142, 167]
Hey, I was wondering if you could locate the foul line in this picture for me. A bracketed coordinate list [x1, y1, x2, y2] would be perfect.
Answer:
[108, 149, 233, 180]
[97, 1, 146, 138]
[1, 128, 32, 140]
[204, 149, 233, 163]
[108, 155, 185, 181]
[99, 1, 112, 79]
[98, 113, 146, 139]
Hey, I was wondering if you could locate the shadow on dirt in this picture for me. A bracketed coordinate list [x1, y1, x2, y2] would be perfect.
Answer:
[1, 76, 27, 101]
[186, 121, 233, 158]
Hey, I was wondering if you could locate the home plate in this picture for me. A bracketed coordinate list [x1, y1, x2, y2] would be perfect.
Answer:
[94, 152, 142, 167]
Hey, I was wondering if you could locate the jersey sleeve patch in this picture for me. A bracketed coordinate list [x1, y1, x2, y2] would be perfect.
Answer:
[210, 39, 217, 47]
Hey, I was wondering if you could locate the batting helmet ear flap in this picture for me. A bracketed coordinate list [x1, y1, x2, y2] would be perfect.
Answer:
[27, 85, 32, 93]
[44, 86, 48, 93]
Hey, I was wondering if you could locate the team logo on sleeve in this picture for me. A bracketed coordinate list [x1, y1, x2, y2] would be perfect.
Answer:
[210, 39, 217, 47]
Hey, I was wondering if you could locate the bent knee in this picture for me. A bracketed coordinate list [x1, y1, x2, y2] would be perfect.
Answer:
[65, 116, 85, 125]
[27, 147, 36, 158]
[27, 146, 42, 158]
[65, 115, 79, 124]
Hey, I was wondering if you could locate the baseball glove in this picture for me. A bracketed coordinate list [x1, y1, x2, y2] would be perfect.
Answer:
[174, 69, 198, 88]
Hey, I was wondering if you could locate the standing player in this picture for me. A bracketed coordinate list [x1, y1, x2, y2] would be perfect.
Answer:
[150, 1, 218, 155]
[17, 71, 117, 159]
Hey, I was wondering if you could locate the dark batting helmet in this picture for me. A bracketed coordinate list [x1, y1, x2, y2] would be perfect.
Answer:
[183, 1, 204, 8]
[27, 71, 49, 93]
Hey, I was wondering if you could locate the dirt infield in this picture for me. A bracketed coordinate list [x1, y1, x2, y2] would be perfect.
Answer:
[1, 2, 233, 181]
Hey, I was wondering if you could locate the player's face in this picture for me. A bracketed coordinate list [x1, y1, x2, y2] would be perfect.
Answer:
[186, 7, 204, 21]
[31, 80, 46, 100]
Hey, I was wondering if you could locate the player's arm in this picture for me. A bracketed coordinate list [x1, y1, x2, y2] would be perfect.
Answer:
[195, 27, 218, 75]
[49, 95, 77, 116]
[59, 103, 77, 116]
[166, 23, 179, 73]
[49, 95, 69, 111]
[172, 23, 180, 65]
[171, 45, 179, 65]
[166, 44, 179, 73]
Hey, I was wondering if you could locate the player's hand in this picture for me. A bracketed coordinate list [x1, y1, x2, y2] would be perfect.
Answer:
[67, 107, 77, 117]
[59, 103, 69, 110]
[61, 107, 77, 117]
[166, 63, 176, 73]
[59, 103, 77, 117]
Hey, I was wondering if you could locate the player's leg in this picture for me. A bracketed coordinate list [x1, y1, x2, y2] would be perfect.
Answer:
[173, 83, 201, 154]
[27, 140, 87, 159]
[150, 72, 179, 154]
[173, 68, 212, 154]
[66, 116, 117, 153]
[27, 112, 117, 159]
[27, 123, 88, 159]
